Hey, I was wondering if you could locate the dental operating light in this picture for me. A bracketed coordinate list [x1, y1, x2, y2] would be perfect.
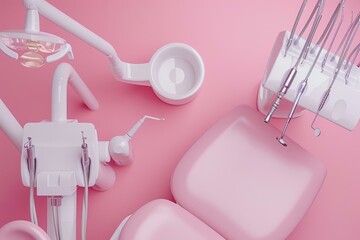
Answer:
[0, 0, 205, 105]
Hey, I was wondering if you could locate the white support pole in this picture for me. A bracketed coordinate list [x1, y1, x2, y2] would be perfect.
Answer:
[52, 62, 99, 122]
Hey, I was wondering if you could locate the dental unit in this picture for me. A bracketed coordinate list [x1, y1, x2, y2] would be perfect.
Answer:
[0, 62, 163, 240]
[0, 0, 359, 239]
[0, 0, 205, 105]
[258, 0, 360, 146]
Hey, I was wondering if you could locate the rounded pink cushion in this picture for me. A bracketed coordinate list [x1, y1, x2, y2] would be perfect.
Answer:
[119, 199, 224, 240]
[171, 105, 326, 240]
[0, 220, 50, 240]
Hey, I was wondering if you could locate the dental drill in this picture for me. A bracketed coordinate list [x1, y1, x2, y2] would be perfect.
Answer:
[264, 0, 324, 123]
[277, 1, 345, 146]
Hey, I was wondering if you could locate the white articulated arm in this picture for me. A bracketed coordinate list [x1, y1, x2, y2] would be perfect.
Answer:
[52, 62, 99, 122]
[23, 0, 126, 79]
[0, 99, 23, 151]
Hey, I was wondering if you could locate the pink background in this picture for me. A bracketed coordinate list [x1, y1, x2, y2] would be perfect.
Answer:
[1, 0, 360, 239]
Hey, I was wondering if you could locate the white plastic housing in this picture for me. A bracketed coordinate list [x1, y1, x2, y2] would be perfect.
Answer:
[258, 31, 360, 130]
[21, 121, 100, 195]
[109, 135, 133, 166]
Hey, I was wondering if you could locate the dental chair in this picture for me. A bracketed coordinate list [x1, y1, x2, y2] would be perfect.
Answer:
[111, 105, 326, 240]
[0, 105, 326, 240]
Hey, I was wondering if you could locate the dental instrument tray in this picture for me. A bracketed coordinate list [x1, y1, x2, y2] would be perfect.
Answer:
[258, 31, 360, 130]
[258, 0, 360, 145]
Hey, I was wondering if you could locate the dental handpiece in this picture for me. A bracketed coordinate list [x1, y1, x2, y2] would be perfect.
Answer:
[264, 67, 297, 123]
[24, 137, 38, 225]
[24, 137, 36, 181]
[265, 16, 322, 123]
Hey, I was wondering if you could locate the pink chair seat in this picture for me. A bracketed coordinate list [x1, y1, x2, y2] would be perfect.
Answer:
[118, 105, 326, 240]
[172, 105, 326, 239]
[118, 199, 224, 240]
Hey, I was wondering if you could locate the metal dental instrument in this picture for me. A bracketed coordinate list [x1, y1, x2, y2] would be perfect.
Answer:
[277, 1, 345, 146]
[331, 11, 354, 62]
[344, 43, 360, 82]
[24, 137, 38, 226]
[321, 7, 344, 72]
[297, 0, 326, 61]
[264, 0, 324, 124]
[81, 131, 90, 240]
[311, 3, 344, 54]
[311, 12, 360, 136]
[285, 0, 308, 57]
[344, 42, 360, 69]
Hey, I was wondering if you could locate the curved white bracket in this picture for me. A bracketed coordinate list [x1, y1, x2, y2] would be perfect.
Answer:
[0, 41, 18, 60]
[0, 99, 23, 151]
[46, 43, 74, 63]
[51, 62, 99, 122]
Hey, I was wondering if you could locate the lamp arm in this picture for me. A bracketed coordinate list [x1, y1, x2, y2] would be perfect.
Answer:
[0, 99, 23, 151]
[24, 0, 125, 78]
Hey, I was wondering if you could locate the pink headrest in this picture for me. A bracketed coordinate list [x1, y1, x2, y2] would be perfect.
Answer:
[171, 105, 326, 239]
[0, 220, 50, 240]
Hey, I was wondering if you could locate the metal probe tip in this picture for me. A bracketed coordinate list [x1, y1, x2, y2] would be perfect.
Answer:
[276, 137, 288, 147]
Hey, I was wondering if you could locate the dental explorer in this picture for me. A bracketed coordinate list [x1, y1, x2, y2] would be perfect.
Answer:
[345, 45, 360, 81]
[285, 0, 308, 57]
[344, 43, 360, 82]
[331, 11, 354, 62]
[311, 2, 344, 54]
[264, 0, 324, 124]
[344, 41, 360, 67]
[277, 1, 345, 146]
[311, 12, 360, 136]
[296, 0, 326, 62]
[321, 7, 344, 72]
